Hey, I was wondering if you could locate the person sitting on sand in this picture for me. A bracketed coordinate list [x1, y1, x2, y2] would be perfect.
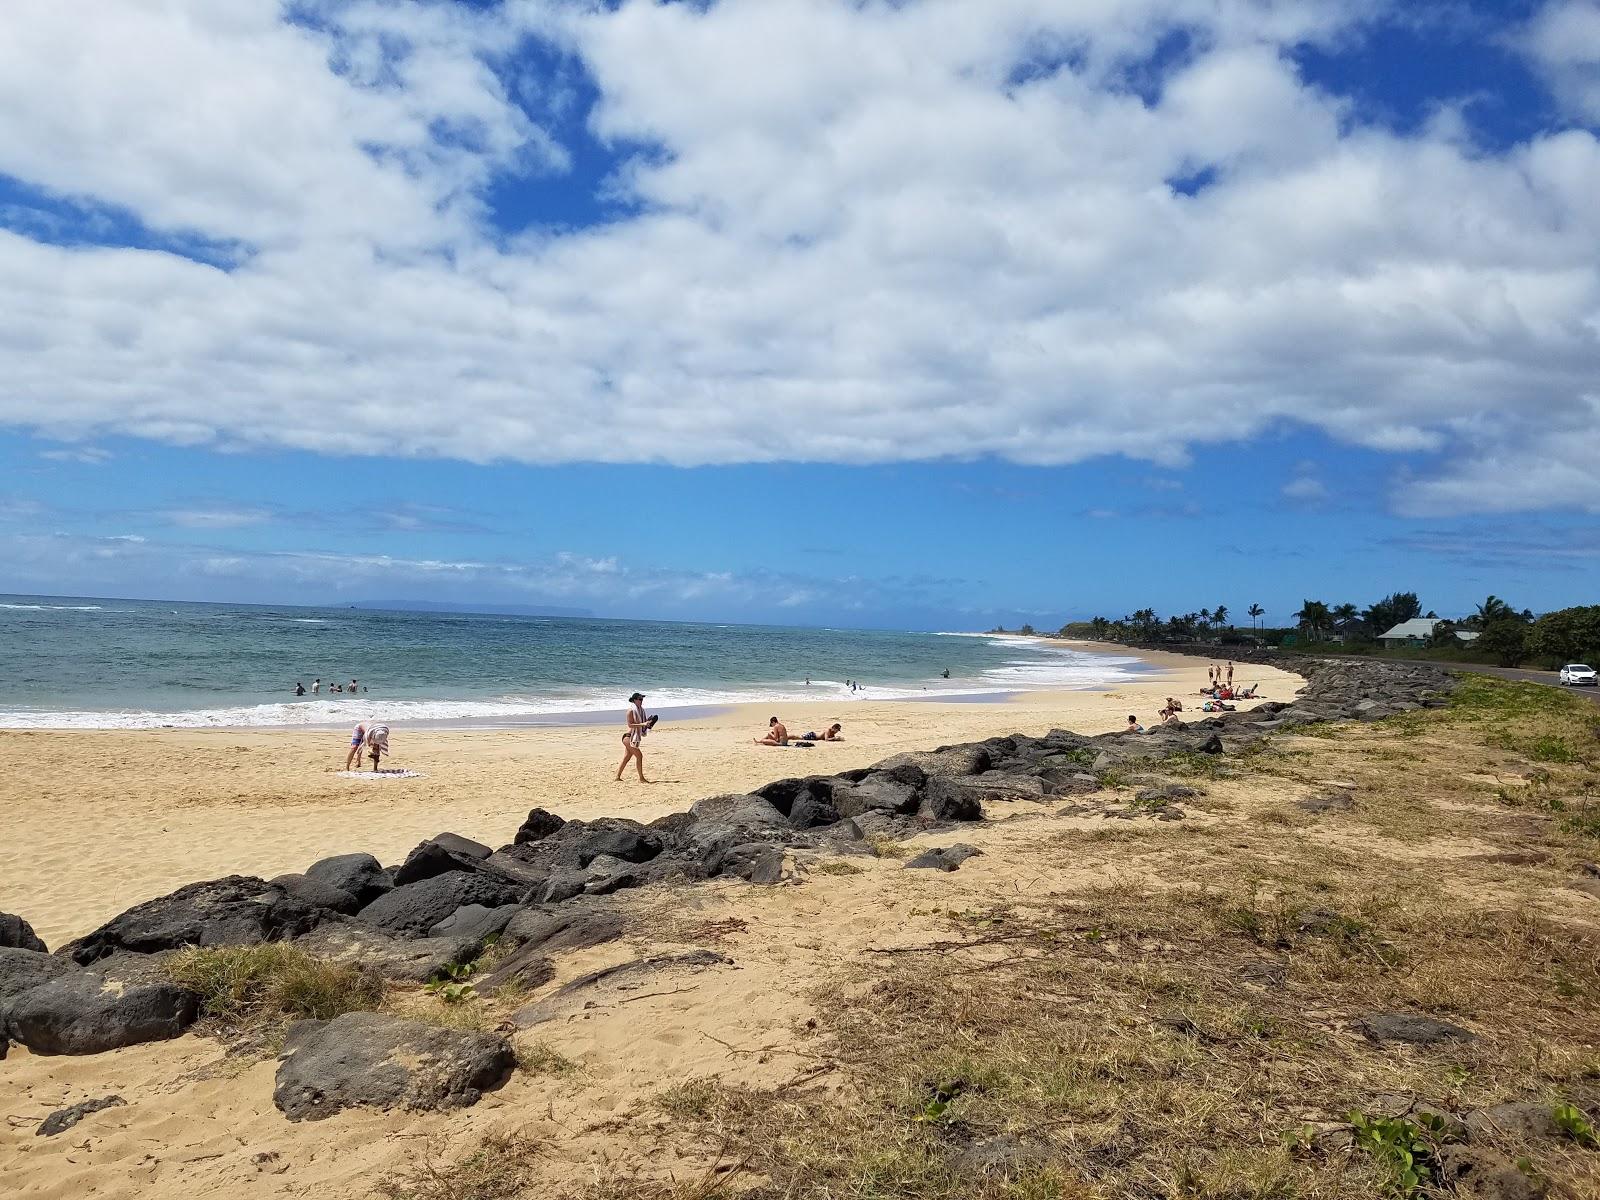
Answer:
[345, 722, 366, 770]
[1161, 711, 1184, 726]
[756, 716, 789, 746]
[616, 692, 651, 782]
[365, 723, 389, 770]
[1127, 714, 1144, 733]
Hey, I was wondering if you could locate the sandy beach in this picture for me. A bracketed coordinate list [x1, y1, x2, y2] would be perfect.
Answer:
[0, 646, 1299, 948]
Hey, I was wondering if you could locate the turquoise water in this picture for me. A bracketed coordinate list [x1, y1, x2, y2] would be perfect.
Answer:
[0, 595, 1143, 729]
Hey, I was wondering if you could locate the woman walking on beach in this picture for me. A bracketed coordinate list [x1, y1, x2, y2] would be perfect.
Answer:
[616, 691, 651, 783]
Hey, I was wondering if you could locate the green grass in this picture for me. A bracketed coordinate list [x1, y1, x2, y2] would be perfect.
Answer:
[164, 943, 384, 1028]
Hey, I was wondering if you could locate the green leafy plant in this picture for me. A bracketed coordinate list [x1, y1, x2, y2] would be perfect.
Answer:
[1553, 1103, 1599, 1149]
[1348, 1111, 1451, 1197]
[425, 961, 478, 1004]
[912, 1080, 964, 1125]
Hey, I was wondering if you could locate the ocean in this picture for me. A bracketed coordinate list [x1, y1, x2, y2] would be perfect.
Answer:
[0, 595, 1145, 730]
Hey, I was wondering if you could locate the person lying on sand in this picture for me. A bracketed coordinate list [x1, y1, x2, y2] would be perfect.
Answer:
[344, 722, 366, 771]
[365, 723, 390, 770]
[755, 717, 789, 745]
[799, 723, 843, 741]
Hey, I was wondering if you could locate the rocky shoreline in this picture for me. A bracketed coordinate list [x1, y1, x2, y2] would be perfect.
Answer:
[0, 655, 1455, 1130]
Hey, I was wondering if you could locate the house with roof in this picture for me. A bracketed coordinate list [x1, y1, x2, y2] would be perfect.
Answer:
[1377, 618, 1480, 647]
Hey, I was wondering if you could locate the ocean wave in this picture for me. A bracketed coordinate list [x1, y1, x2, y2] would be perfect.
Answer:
[0, 604, 108, 614]
[0, 641, 1145, 730]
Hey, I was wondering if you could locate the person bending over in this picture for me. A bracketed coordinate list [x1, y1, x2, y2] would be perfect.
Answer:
[755, 716, 789, 746]
[365, 723, 390, 770]
[344, 723, 366, 771]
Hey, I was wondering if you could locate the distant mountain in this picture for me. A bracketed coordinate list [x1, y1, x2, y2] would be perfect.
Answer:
[347, 600, 595, 619]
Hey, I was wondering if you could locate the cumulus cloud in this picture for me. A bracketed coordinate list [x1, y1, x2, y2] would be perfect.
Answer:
[1522, 0, 1600, 122]
[0, 0, 1595, 514]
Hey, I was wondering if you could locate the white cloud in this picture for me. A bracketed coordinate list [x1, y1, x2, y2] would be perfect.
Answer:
[159, 507, 275, 529]
[39, 445, 113, 464]
[1522, 0, 1600, 123]
[0, 0, 1595, 514]
[1281, 474, 1329, 502]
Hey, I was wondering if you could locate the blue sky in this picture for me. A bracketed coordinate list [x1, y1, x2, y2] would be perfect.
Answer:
[1, 0, 1598, 629]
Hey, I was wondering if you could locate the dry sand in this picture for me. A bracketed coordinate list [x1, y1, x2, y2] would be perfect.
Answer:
[0, 646, 1306, 1199]
[0, 647, 1298, 948]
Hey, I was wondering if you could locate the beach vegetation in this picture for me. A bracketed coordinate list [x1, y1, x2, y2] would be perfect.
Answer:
[165, 943, 384, 1029]
[815, 859, 866, 876]
[515, 1039, 580, 1077]
[374, 1130, 545, 1200]
[865, 833, 908, 859]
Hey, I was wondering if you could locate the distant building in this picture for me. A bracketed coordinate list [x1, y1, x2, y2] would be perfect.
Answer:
[1377, 618, 1480, 646]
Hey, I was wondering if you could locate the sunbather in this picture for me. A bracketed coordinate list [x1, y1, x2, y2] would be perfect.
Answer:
[800, 723, 842, 741]
[755, 716, 789, 746]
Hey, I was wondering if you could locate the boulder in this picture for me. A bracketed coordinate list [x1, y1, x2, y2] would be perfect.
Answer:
[273, 1012, 514, 1121]
[0, 912, 48, 954]
[546, 818, 664, 866]
[1357, 1012, 1475, 1046]
[581, 854, 651, 895]
[905, 844, 982, 872]
[477, 851, 554, 890]
[267, 873, 361, 916]
[430, 832, 492, 861]
[535, 871, 590, 904]
[512, 807, 566, 844]
[872, 745, 992, 778]
[0, 947, 79, 1006]
[788, 793, 842, 829]
[391, 839, 487, 887]
[501, 904, 629, 955]
[831, 775, 921, 818]
[918, 778, 984, 822]
[427, 904, 520, 943]
[37, 1095, 127, 1137]
[356, 873, 524, 938]
[304, 853, 393, 906]
[1299, 789, 1356, 814]
[688, 793, 788, 834]
[292, 923, 480, 984]
[698, 841, 788, 883]
[60, 876, 324, 965]
[6, 955, 199, 1055]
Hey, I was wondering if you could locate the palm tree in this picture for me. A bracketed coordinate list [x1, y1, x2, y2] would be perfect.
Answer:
[1247, 603, 1265, 631]
[1295, 600, 1332, 641]
[1474, 595, 1513, 628]
[1199, 607, 1211, 630]
[1331, 603, 1359, 633]
[1213, 604, 1229, 630]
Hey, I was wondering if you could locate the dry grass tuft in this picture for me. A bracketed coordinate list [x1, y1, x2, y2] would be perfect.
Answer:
[164, 942, 384, 1032]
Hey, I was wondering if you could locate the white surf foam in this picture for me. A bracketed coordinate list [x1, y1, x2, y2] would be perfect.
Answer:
[0, 640, 1144, 730]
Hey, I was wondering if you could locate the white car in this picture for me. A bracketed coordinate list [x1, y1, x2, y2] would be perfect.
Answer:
[1560, 663, 1597, 686]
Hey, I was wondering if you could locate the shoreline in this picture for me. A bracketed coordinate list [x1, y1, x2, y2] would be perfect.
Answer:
[0, 645, 1300, 947]
[0, 632, 1152, 732]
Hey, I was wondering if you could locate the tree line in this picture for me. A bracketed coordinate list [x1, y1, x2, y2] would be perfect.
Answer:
[1045, 592, 1600, 669]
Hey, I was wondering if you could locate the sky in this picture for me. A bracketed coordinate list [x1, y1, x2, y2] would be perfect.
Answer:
[1, 0, 1598, 630]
